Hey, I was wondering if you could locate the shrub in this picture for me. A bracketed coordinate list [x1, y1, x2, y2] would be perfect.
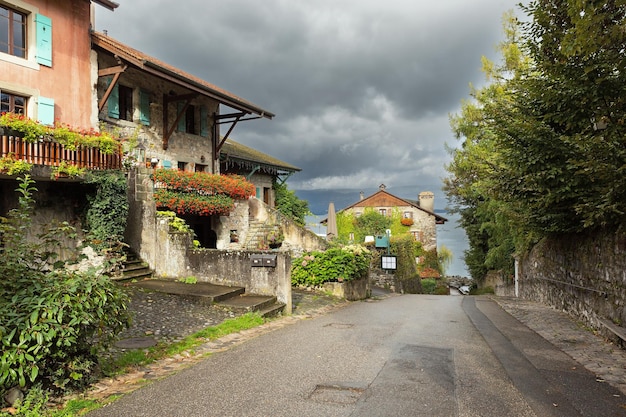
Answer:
[421, 278, 437, 294]
[291, 245, 371, 287]
[0, 176, 130, 393]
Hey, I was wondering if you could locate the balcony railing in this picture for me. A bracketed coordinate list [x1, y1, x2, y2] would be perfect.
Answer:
[0, 133, 122, 171]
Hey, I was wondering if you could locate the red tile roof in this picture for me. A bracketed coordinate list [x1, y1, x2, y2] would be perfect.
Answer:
[91, 32, 274, 119]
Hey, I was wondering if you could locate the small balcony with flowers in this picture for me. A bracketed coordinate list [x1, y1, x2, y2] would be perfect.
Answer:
[0, 112, 123, 180]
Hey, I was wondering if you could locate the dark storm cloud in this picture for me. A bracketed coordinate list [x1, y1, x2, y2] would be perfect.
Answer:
[96, 0, 522, 198]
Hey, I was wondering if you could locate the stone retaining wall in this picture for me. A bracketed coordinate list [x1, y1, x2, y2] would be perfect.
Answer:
[516, 228, 626, 342]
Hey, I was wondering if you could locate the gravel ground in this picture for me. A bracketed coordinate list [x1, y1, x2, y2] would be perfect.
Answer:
[106, 286, 347, 357]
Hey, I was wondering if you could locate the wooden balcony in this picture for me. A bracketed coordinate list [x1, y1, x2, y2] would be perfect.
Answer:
[1, 133, 122, 171]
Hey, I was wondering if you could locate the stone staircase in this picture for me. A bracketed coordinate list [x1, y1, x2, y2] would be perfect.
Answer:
[112, 249, 285, 318]
[112, 250, 153, 282]
[129, 279, 286, 318]
[244, 218, 275, 249]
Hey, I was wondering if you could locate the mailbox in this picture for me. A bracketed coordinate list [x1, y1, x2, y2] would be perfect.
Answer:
[251, 254, 277, 267]
[375, 235, 389, 248]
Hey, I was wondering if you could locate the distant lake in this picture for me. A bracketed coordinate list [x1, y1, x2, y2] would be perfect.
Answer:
[305, 211, 470, 277]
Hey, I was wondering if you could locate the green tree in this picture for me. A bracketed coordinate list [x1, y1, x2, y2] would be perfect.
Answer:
[437, 245, 453, 277]
[273, 181, 310, 226]
[445, 4, 626, 281]
[354, 209, 391, 240]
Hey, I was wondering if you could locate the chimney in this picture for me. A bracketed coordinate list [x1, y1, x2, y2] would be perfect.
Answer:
[418, 191, 434, 213]
[359, 191, 364, 201]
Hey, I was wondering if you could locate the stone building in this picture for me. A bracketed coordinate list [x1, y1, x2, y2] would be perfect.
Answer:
[338, 184, 447, 251]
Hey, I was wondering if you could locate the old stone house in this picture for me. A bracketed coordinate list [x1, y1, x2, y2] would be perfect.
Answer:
[338, 184, 447, 252]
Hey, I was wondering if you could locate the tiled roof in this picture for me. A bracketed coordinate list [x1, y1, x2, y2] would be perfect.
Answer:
[220, 138, 300, 172]
[91, 32, 274, 119]
[340, 190, 448, 223]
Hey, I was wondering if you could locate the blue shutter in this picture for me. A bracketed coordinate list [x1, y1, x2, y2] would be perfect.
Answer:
[200, 105, 208, 137]
[35, 14, 52, 67]
[139, 89, 150, 125]
[177, 102, 185, 132]
[107, 80, 119, 118]
[37, 96, 54, 126]
[256, 187, 261, 199]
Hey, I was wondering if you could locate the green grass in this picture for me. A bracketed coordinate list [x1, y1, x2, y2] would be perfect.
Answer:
[102, 312, 265, 376]
[49, 398, 107, 416]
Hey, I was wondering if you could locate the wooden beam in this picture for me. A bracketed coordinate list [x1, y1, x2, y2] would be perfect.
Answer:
[162, 94, 194, 150]
[98, 64, 127, 77]
[98, 71, 122, 112]
[214, 113, 242, 157]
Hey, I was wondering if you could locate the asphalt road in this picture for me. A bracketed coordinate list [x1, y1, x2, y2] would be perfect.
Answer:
[88, 295, 626, 416]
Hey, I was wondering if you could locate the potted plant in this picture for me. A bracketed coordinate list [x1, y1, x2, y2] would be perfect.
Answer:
[51, 161, 85, 180]
[266, 228, 284, 249]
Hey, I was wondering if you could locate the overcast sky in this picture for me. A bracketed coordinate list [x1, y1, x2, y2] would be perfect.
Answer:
[95, 0, 522, 213]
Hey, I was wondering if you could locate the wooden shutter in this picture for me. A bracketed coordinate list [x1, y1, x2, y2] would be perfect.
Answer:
[177, 102, 185, 132]
[35, 14, 52, 67]
[107, 80, 119, 118]
[200, 105, 208, 136]
[139, 89, 150, 125]
[37, 96, 54, 125]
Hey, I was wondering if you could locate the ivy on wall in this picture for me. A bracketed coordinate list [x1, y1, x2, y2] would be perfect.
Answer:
[83, 170, 129, 249]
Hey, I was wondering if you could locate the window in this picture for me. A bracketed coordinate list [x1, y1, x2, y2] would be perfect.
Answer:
[0, 5, 26, 58]
[403, 211, 413, 219]
[177, 161, 187, 171]
[118, 85, 133, 121]
[195, 164, 206, 172]
[1, 91, 26, 114]
[379, 208, 387, 216]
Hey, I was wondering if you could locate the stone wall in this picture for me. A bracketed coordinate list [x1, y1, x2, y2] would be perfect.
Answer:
[150, 218, 292, 312]
[322, 277, 369, 301]
[248, 197, 328, 256]
[517, 228, 626, 341]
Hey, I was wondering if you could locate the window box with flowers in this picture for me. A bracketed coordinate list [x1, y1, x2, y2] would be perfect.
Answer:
[0, 112, 120, 153]
[401, 217, 414, 226]
[151, 169, 256, 216]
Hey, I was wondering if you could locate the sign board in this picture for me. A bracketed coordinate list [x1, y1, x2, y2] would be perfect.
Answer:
[381, 255, 397, 270]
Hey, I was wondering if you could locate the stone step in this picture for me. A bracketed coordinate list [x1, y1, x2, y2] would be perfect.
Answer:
[112, 268, 153, 282]
[129, 279, 245, 302]
[124, 279, 284, 318]
[216, 294, 278, 312]
[256, 302, 286, 318]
